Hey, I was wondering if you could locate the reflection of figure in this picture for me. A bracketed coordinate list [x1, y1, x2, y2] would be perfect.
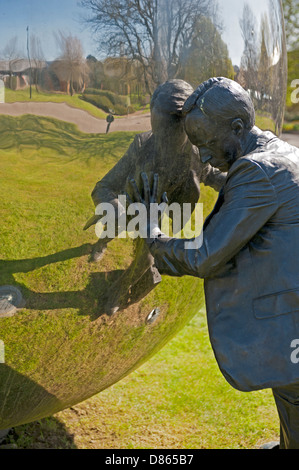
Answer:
[106, 114, 114, 134]
[133, 77, 299, 449]
[84, 79, 225, 314]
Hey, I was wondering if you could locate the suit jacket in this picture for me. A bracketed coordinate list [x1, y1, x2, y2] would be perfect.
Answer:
[149, 131, 299, 391]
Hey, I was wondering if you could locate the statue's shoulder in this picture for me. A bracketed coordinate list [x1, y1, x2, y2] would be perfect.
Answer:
[129, 131, 154, 165]
[133, 131, 153, 148]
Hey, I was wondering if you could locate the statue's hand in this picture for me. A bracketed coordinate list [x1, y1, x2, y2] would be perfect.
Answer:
[128, 171, 168, 208]
[127, 172, 168, 239]
[129, 172, 158, 208]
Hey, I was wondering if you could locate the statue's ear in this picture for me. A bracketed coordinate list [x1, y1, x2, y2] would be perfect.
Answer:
[231, 118, 244, 136]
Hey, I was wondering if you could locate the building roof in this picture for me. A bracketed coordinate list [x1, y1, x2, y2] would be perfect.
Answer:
[0, 59, 47, 73]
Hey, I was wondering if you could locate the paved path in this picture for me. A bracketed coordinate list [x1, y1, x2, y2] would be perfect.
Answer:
[281, 133, 299, 147]
[0, 102, 298, 147]
[0, 102, 151, 133]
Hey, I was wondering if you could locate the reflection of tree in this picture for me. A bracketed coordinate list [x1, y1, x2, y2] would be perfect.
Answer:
[51, 32, 88, 95]
[282, 0, 299, 51]
[256, 14, 272, 110]
[80, 0, 217, 94]
[103, 57, 142, 95]
[268, 0, 287, 132]
[1, 36, 24, 89]
[30, 34, 45, 92]
[180, 16, 234, 87]
[86, 55, 146, 97]
[239, 4, 259, 94]
[86, 55, 105, 89]
[239, 1, 287, 133]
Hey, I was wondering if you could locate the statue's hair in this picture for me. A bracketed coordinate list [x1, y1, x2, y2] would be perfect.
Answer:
[151, 79, 194, 116]
[182, 77, 255, 129]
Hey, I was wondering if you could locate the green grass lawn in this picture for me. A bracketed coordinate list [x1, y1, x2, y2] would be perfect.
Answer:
[49, 312, 279, 450]
[0, 115, 280, 449]
[4, 88, 108, 119]
[5, 312, 280, 450]
[4, 88, 150, 119]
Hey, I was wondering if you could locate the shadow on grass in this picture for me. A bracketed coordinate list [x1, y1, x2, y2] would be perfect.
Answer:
[0, 243, 148, 321]
[0, 232, 160, 319]
[0, 243, 93, 278]
[0, 243, 128, 320]
[1, 417, 77, 449]
[0, 363, 76, 449]
[0, 114, 136, 164]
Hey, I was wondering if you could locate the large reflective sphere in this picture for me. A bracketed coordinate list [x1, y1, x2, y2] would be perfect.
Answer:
[0, 0, 286, 429]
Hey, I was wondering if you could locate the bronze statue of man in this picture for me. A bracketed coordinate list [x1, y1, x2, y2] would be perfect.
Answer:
[85, 79, 225, 314]
[132, 77, 299, 449]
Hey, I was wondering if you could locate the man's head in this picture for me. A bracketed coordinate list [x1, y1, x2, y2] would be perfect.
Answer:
[183, 77, 256, 171]
[150, 79, 194, 135]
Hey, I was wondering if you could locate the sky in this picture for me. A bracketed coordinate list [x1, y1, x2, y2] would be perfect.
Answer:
[0, 0, 99, 60]
[219, 0, 279, 66]
[0, 0, 285, 64]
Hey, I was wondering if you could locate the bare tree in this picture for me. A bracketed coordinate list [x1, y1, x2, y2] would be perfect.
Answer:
[52, 32, 87, 95]
[80, 0, 217, 94]
[239, 1, 287, 134]
[239, 4, 259, 94]
[282, 0, 299, 51]
[30, 34, 45, 92]
[2, 36, 23, 89]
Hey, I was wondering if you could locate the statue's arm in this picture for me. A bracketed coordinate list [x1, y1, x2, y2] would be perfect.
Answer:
[201, 165, 227, 191]
[84, 136, 140, 231]
[91, 137, 140, 207]
[148, 159, 278, 278]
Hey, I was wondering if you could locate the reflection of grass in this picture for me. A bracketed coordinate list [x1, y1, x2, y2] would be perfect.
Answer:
[0, 114, 279, 449]
[5, 312, 279, 449]
[255, 107, 299, 134]
[0, 114, 137, 372]
[64, 313, 278, 450]
[255, 113, 276, 133]
[4, 88, 151, 119]
[283, 121, 299, 133]
[4, 88, 107, 119]
[0, 114, 135, 164]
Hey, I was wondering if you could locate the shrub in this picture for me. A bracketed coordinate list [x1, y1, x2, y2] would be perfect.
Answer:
[81, 93, 135, 115]
[114, 104, 130, 115]
[84, 88, 127, 106]
[282, 121, 299, 132]
[81, 94, 113, 113]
